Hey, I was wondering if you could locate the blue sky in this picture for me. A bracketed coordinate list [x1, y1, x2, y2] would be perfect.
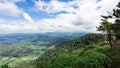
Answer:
[0, 0, 119, 34]
[15, 0, 73, 20]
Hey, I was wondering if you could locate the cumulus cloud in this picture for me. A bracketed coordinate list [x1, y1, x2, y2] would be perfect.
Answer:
[34, 0, 77, 14]
[23, 13, 34, 22]
[0, 0, 25, 3]
[0, 0, 33, 22]
[0, 2, 23, 17]
[0, 20, 38, 33]
[0, 0, 119, 33]
[33, 0, 119, 33]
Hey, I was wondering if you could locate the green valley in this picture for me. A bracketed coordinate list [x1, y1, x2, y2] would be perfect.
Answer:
[0, 43, 53, 66]
[0, 1, 120, 68]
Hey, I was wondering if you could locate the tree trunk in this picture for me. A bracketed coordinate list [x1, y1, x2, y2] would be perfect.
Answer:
[107, 30, 112, 47]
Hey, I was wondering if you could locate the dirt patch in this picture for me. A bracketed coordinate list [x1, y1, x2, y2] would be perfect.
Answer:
[116, 63, 120, 68]
[112, 43, 120, 48]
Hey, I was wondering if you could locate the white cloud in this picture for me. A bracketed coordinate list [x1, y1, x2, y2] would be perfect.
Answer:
[33, 0, 119, 33]
[0, 20, 38, 33]
[0, 2, 23, 17]
[23, 13, 34, 22]
[0, 0, 34, 22]
[0, 0, 119, 33]
[34, 0, 77, 14]
[0, 0, 25, 2]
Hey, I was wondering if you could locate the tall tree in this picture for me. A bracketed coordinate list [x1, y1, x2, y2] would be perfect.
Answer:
[112, 2, 120, 41]
[97, 15, 112, 46]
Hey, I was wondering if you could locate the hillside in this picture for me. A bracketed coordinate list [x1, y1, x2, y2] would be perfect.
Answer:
[14, 33, 119, 68]
[34, 33, 106, 67]
[34, 43, 120, 68]
[0, 32, 85, 67]
[4, 33, 106, 68]
[0, 33, 120, 68]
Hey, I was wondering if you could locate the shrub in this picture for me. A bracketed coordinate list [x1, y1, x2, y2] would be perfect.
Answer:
[75, 50, 111, 68]
[0, 64, 11, 68]
[37, 54, 77, 68]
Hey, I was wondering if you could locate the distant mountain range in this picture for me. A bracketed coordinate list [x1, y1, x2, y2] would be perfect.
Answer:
[0, 32, 86, 46]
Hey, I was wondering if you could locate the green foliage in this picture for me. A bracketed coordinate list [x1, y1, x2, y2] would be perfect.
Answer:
[97, 2, 120, 42]
[97, 15, 112, 46]
[1, 33, 119, 68]
[112, 2, 120, 40]
[35, 33, 105, 66]
[41, 55, 77, 68]
[97, 15, 112, 32]
[36, 50, 111, 68]
[102, 48, 120, 68]
[12, 34, 118, 68]
[0, 64, 10, 68]
[60, 33, 105, 52]
[76, 50, 111, 68]
[93, 43, 120, 68]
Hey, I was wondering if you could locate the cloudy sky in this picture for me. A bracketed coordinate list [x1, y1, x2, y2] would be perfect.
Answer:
[0, 0, 119, 34]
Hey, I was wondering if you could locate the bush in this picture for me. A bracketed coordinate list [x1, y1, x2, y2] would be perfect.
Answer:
[37, 54, 77, 68]
[0, 64, 11, 68]
[76, 50, 111, 68]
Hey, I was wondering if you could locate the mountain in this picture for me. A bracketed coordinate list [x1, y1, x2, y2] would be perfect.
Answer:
[23, 33, 108, 68]
[0, 32, 86, 66]
[1, 33, 120, 68]
[0, 32, 86, 46]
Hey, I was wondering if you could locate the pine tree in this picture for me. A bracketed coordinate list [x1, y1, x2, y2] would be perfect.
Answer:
[97, 15, 112, 46]
[112, 2, 120, 41]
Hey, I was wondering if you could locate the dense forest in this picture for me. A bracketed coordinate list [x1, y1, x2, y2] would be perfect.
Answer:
[0, 1, 120, 68]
